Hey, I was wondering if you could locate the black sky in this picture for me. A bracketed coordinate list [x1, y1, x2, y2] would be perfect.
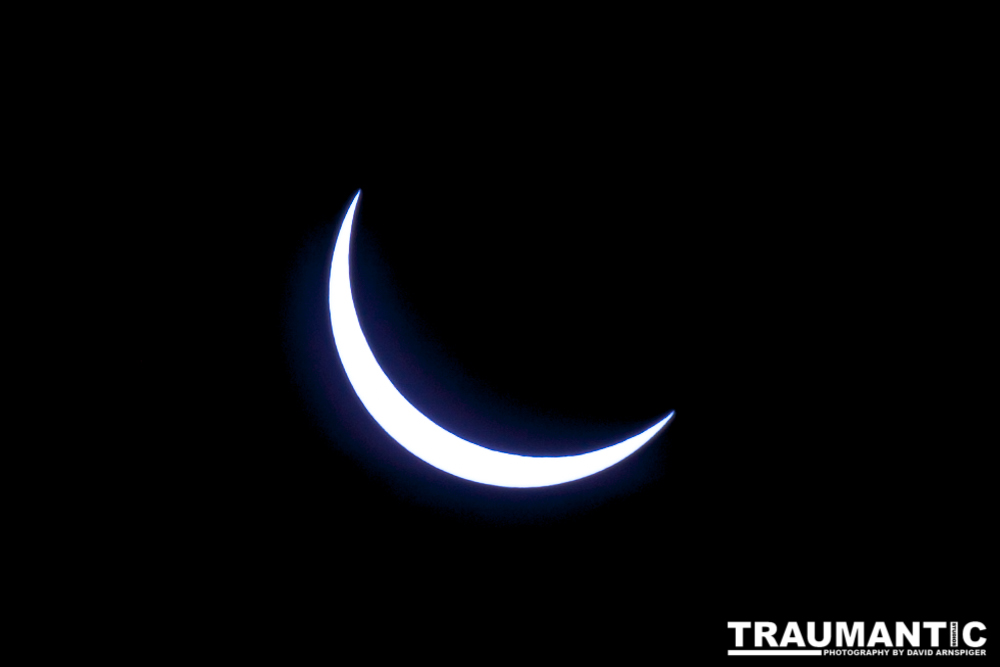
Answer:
[208, 88, 989, 655]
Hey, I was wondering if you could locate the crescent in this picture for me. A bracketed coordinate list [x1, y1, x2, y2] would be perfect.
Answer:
[328, 191, 674, 488]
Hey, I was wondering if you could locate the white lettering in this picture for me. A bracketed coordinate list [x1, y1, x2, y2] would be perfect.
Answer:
[963, 622, 986, 648]
[924, 622, 947, 647]
[896, 622, 920, 647]
[868, 622, 892, 647]
[756, 622, 778, 648]
[808, 622, 832, 647]
[728, 622, 751, 647]
[837, 622, 865, 647]
[780, 622, 805, 647]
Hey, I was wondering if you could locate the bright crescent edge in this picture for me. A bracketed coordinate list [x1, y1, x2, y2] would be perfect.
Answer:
[329, 190, 674, 488]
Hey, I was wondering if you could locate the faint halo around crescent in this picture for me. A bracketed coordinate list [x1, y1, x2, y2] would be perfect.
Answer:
[328, 191, 674, 488]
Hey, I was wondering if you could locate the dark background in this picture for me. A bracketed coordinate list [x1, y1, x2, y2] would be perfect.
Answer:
[211, 85, 989, 656]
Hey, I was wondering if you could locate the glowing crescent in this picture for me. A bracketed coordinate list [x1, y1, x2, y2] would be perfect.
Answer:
[329, 191, 674, 488]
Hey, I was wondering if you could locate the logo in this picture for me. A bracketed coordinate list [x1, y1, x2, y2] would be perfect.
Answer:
[727, 622, 987, 657]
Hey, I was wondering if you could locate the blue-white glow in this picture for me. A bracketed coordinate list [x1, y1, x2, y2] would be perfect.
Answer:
[329, 191, 673, 488]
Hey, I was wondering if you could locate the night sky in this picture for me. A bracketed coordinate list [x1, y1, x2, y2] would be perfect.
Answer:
[214, 102, 988, 655]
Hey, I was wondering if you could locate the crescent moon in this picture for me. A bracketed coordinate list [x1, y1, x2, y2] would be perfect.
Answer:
[328, 191, 674, 488]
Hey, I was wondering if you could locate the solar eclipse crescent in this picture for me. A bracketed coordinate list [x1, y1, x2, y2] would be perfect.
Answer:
[328, 191, 674, 488]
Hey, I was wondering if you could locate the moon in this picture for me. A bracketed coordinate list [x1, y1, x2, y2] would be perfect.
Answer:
[328, 191, 674, 488]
